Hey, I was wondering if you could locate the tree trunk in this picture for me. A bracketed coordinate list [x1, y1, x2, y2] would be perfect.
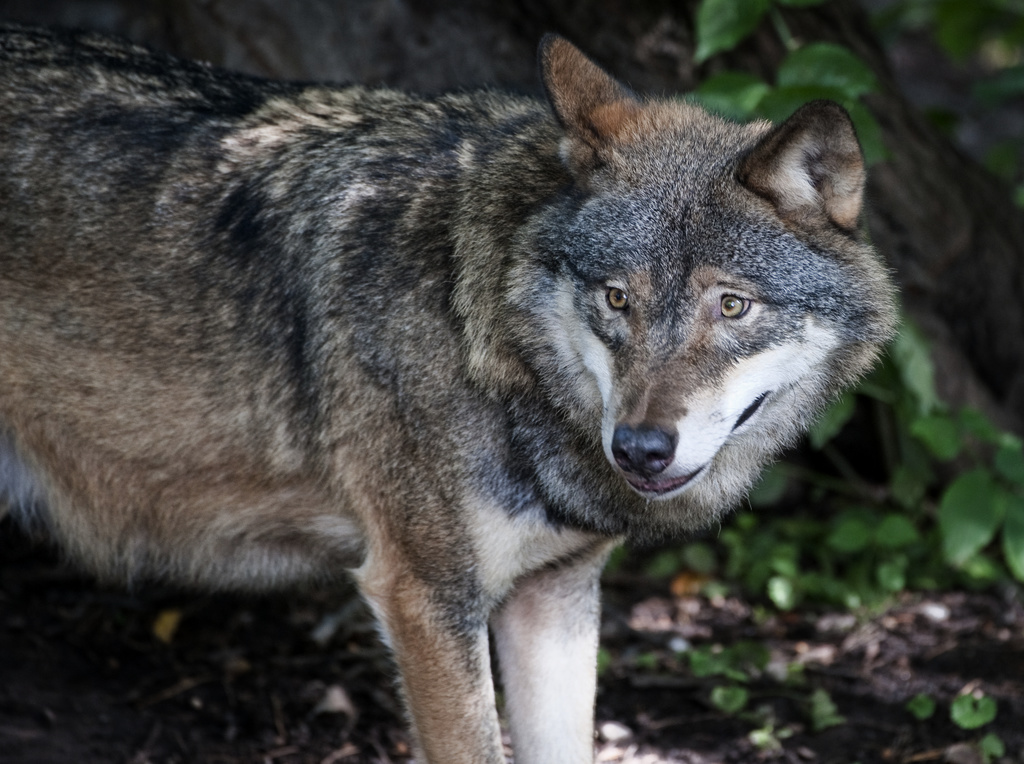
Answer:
[5, 0, 1022, 426]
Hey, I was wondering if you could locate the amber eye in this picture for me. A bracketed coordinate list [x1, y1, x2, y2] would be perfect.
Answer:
[607, 287, 629, 311]
[720, 295, 748, 318]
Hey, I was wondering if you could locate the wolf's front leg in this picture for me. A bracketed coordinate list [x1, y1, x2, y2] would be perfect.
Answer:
[356, 561, 505, 764]
[491, 543, 614, 764]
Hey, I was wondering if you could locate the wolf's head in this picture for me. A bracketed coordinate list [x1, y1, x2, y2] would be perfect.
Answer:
[457, 37, 898, 538]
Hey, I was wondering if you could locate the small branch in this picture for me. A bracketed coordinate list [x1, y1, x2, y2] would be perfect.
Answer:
[769, 6, 799, 52]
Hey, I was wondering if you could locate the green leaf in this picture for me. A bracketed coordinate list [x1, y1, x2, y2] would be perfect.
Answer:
[961, 553, 1003, 585]
[950, 693, 998, 730]
[689, 646, 727, 677]
[995, 444, 1024, 486]
[910, 414, 962, 460]
[776, 0, 828, 5]
[906, 693, 936, 720]
[767, 575, 797, 610]
[693, 72, 771, 121]
[749, 726, 782, 753]
[769, 543, 799, 577]
[938, 470, 1005, 567]
[809, 391, 856, 449]
[980, 732, 1006, 762]
[876, 559, 906, 592]
[694, 0, 771, 62]
[890, 464, 928, 509]
[730, 640, 771, 671]
[808, 688, 845, 732]
[702, 580, 730, 600]
[843, 101, 889, 166]
[890, 323, 938, 415]
[874, 514, 921, 549]
[827, 514, 873, 554]
[755, 84, 850, 123]
[958, 408, 1006, 445]
[689, 646, 748, 680]
[776, 43, 878, 99]
[1003, 494, 1024, 581]
[711, 685, 749, 714]
[934, 1, 997, 59]
[800, 571, 854, 609]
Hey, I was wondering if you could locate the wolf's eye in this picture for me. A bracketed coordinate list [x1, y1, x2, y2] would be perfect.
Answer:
[720, 295, 749, 318]
[607, 287, 629, 311]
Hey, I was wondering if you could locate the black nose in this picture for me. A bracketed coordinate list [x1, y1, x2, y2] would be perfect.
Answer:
[611, 424, 677, 476]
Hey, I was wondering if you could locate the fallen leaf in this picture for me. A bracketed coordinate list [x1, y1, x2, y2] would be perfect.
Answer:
[152, 609, 182, 644]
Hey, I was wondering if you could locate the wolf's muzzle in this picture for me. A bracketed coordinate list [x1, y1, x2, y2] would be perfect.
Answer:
[611, 423, 677, 477]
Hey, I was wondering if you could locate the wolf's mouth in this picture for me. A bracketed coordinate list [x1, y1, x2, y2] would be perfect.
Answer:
[625, 465, 705, 497]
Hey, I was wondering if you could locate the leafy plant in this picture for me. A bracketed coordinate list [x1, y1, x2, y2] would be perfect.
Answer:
[694, 0, 773, 63]
[906, 693, 937, 720]
[874, 0, 1024, 205]
[691, 0, 887, 162]
[747, 714, 794, 754]
[710, 684, 750, 714]
[695, 0, 830, 62]
[950, 692, 998, 730]
[715, 300, 1024, 610]
[807, 688, 845, 732]
[874, 0, 1024, 61]
[980, 733, 1006, 763]
[688, 641, 770, 682]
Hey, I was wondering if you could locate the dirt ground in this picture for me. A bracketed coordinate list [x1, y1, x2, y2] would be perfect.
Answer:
[2, 520, 1022, 764]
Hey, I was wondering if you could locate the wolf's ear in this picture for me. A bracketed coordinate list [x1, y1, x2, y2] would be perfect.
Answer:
[738, 101, 866, 232]
[539, 34, 641, 169]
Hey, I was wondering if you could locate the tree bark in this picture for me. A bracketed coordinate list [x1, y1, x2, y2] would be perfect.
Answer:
[4, 0, 1022, 426]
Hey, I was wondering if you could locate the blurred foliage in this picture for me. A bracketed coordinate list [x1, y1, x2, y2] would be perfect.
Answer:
[951, 692, 999, 729]
[876, 0, 1024, 204]
[691, 0, 888, 162]
[873, 0, 1024, 61]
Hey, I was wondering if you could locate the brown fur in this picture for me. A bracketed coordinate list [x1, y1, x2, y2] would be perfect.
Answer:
[0, 25, 897, 763]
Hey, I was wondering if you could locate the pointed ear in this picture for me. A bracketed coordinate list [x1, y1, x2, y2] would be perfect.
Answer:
[738, 101, 866, 232]
[538, 34, 641, 166]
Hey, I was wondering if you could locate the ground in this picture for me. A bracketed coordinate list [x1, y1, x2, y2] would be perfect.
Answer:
[2, 521, 1022, 764]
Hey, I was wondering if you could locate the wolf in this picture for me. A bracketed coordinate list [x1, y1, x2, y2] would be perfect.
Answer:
[0, 23, 897, 763]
